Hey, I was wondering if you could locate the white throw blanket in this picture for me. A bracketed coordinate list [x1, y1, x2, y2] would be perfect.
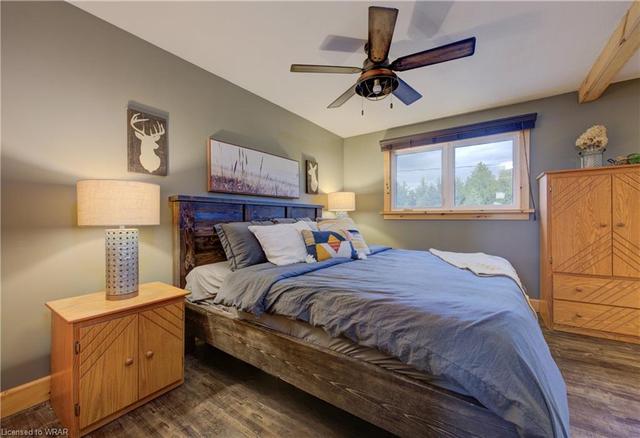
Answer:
[429, 248, 537, 317]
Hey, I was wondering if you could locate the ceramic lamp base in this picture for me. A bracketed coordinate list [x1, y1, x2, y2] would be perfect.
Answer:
[105, 228, 139, 300]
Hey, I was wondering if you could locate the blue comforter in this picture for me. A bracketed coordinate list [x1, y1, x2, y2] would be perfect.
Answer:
[213, 247, 570, 437]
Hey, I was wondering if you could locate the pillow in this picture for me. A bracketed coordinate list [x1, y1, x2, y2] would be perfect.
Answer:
[318, 218, 369, 256]
[301, 230, 358, 262]
[318, 217, 359, 232]
[342, 229, 370, 257]
[214, 221, 270, 271]
[271, 218, 296, 224]
[248, 221, 311, 266]
[296, 217, 319, 231]
[272, 217, 319, 231]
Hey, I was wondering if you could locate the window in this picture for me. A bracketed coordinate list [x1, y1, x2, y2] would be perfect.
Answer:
[384, 130, 532, 220]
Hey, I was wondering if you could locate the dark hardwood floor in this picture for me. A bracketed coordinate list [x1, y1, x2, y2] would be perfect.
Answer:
[2, 327, 638, 437]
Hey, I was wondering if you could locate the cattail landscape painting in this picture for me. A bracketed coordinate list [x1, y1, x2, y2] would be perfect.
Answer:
[208, 139, 300, 198]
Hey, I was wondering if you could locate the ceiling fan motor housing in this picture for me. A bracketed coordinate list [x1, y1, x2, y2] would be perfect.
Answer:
[355, 68, 398, 100]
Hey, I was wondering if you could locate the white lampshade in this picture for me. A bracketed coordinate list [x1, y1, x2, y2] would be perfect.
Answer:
[328, 192, 356, 212]
[77, 180, 160, 226]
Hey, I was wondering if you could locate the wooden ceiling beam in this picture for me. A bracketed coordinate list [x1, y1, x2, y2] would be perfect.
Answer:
[579, 1, 640, 103]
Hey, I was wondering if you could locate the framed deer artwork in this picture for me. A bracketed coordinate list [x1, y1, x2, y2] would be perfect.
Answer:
[127, 107, 168, 176]
[306, 160, 319, 194]
[208, 138, 300, 198]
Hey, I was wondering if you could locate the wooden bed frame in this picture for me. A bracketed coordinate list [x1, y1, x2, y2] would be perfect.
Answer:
[170, 194, 518, 437]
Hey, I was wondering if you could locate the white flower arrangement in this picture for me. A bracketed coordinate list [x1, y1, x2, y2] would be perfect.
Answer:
[576, 125, 608, 151]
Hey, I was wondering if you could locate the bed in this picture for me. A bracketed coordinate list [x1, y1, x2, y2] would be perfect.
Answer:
[170, 194, 569, 437]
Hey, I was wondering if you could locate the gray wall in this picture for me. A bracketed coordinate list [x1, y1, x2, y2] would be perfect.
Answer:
[1, 1, 343, 389]
[343, 79, 640, 299]
[2, 0, 639, 391]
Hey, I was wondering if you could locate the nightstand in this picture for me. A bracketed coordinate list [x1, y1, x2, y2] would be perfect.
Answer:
[46, 282, 188, 437]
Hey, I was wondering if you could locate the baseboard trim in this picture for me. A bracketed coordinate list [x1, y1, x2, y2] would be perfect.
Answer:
[530, 298, 540, 312]
[0, 375, 51, 418]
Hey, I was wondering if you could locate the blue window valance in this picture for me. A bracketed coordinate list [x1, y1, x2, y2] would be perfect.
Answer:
[380, 113, 537, 151]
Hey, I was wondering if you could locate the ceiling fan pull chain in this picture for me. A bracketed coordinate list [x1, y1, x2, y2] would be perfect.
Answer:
[390, 94, 394, 109]
[361, 95, 365, 116]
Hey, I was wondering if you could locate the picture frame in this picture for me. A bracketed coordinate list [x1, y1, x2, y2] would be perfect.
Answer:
[208, 138, 300, 198]
[306, 160, 319, 194]
[127, 106, 168, 176]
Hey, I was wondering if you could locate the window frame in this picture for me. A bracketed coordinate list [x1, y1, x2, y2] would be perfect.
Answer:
[383, 130, 533, 220]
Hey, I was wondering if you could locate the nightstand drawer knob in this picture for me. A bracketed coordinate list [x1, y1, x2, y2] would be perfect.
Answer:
[145, 350, 154, 359]
[125, 358, 134, 366]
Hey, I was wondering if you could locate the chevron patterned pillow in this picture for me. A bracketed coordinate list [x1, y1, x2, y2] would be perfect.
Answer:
[301, 230, 358, 262]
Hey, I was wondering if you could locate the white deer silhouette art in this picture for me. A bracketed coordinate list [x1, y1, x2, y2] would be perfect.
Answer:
[307, 162, 318, 193]
[130, 113, 164, 173]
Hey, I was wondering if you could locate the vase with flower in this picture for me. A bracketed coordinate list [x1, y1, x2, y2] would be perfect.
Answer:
[575, 125, 608, 168]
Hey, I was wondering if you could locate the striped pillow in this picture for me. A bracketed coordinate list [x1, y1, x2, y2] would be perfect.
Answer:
[341, 229, 370, 257]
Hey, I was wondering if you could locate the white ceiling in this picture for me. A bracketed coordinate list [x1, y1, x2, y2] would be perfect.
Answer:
[72, 1, 639, 138]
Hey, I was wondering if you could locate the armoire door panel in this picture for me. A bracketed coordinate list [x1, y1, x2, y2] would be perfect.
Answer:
[613, 170, 640, 278]
[551, 174, 612, 275]
[78, 314, 138, 429]
[139, 302, 184, 399]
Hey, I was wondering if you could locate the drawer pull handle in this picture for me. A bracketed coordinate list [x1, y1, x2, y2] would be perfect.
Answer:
[575, 287, 583, 292]
[125, 358, 134, 366]
[599, 223, 608, 228]
[575, 313, 582, 319]
[616, 223, 625, 228]
[145, 350, 154, 359]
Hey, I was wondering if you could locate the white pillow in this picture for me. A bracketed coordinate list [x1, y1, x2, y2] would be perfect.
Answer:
[248, 221, 311, 266]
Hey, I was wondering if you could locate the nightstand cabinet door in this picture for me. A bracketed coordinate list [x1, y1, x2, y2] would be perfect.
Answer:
[78, 314, 139, 429]
[138, 302, 184, 399]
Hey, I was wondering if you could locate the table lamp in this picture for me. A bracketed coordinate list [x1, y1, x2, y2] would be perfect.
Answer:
[327, 192, 356, 218]
[77, 180, 160, 300]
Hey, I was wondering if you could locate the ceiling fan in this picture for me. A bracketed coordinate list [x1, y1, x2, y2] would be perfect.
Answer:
[290, 6, 476, 109]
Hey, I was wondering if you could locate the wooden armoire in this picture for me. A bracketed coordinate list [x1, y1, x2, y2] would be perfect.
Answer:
[538, 164, 639, 343]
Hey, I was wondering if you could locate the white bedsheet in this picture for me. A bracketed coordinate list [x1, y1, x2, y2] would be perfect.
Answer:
[185, 261, 232, 301]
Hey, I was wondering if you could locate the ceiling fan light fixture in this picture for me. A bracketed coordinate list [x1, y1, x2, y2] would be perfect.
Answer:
[355, 69, 398, 101]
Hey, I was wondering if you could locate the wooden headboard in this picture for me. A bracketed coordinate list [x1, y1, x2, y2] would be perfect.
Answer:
[170, 195, 323, 288]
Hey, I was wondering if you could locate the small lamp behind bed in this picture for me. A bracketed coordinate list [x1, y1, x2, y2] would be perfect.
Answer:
[77, 180, 160, 300]
[327, 191, 356, 218]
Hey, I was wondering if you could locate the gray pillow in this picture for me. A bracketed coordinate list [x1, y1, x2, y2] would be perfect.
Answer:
[214, 221, 270, 271]
[271, 218, 296, 224]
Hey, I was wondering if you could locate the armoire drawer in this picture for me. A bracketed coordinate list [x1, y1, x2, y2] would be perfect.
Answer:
[553, 300, 640, 337]
[553, 274, 640, 309]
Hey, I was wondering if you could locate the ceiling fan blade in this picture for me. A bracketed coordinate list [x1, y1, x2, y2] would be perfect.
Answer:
[391, 37, 476, 72]
[290, 64, 361, 74]
[320, 35, 367, 53]
[327, 86, 356, 108]
[393, 78, 422, 105]
[368, 6, 398, 63]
